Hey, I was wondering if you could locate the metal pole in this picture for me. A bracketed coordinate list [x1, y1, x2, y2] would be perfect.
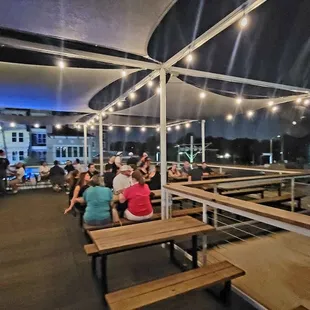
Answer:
[281, 136, 284, 162]
[201, 120, 205, 162]
[202, 202, 208, 266]
[190, 135, 194, 163]
[160, 68, 167, 220]
[99, 114, 104, 175]
[291, 178, 295, 212]
[269, 138, 273, 164]
[83, 124, 88, 166]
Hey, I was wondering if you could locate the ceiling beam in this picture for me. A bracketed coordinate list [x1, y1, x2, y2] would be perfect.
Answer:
[0, 36, 160, 70]
[163, 0, 267, 68]
[170, 67, 310, 94]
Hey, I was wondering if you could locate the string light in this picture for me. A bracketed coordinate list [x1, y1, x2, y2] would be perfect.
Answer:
[304, 99, 310, 106]
[292, 121, 297, 125]
[186, 53, 193, 63]
[156, 87, 161, 94]
[246, 110, 254, 118]
[175, 125, 180, 130]
[10, 122, 16, 127]
[95, 115, 99, 120]
[236, 97, 243, 105]
[296, 98, 302, 104]
[77, 124, 81, 129]
[117, 101, 123, 107]
[147, 80, 153, 87]
[121, 70, 127, 77]
[156, 127, 160, 132]
[55, 124, 62, 129]
[185, 122, 191, 128]
[199, 92, 206, 99]
[239, 16, 248, 28]
[108, 126, 113, 131]
[109, 107, 114, 112]
[34, 123, 40, 128]
[129, 92, 136, 99]
[102, 112, 106, 117]
[226, 114, 233, 121]
[57, 60, 65, 69]
[268, 101, 274, 107]
[90, 125, 95, 130]
[125, 126, 130, 132]
[141, 127, 146, 132]
[167, 127, 171, 132]
[271, 106, 279, 113]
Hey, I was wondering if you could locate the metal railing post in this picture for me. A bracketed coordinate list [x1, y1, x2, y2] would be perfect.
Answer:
[291, 178, 295, 212]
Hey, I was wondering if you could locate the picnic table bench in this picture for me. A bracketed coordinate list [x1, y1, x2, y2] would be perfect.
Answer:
[221, 187, 265, 198]
[169, 173, 228, 182]
[87, 216, 214, 294]
[105, 260, 245, 310]
[254, 193, 306, 209]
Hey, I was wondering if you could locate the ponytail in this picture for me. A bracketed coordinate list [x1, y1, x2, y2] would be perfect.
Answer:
[132, 170, 145, 185]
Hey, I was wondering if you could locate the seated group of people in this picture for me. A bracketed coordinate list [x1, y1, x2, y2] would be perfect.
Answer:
[168, 161, 214, 181]
[64, 163, 154, 226]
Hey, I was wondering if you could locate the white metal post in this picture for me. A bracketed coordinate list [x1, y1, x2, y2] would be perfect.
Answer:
[190, 135, 194, 163]
[160, 68, 167, 220]
[83, 124, 88, 166]
[201, 120, 205, 162]
[99, 114, 104, 175]
[269, 139, 273, 164]
[291, 178, 295, 212]
[202, 202, 208, 266]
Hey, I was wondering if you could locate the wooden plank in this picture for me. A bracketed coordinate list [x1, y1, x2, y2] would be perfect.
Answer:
[84, 244, 98, 256]
[164, 184, 310, 231]
[218, 180, 282, 191]
[106, 261, 245, 310]
[172, 207, 203, 217]
[255, 194, 305, 204]
[222, 187, 264, 196]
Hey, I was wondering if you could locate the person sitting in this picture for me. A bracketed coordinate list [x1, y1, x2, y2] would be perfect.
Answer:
[64, 160, 75, 174]
[103, 163, 115, 189]
[85, 163, 98, 183]
[67, 169, 80, 203]
[188, 163, 203, 181]
[39, 161, 50, 181]
[127, 152, 138, 167]
[113, 165, 133, 216]
[65, 175, 112, 226]
[119, 170, 153, 222]
[181, 161, 192, 176]
[9, 162, 25, 194]
[108, 156, 118, 174]
[0, 149, 10, 196]
[65, 172, 89, 214]
[168, 163, 181, 178]
[149, 165, 161, 190]
[201, 162, 214, 175]
[50, 160, 65, 192]
[138, 161, 150, 179]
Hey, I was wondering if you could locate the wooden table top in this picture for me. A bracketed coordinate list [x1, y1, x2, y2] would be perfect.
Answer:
[169, 173, 226, 182]
[89, 216, 214, 254]
[217, 179, 282, 190]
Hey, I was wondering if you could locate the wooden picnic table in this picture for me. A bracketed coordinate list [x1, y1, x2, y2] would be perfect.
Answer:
[169, 172, 228, 182]
[88, 216, 214, 293]
[217, 179, 283, 195]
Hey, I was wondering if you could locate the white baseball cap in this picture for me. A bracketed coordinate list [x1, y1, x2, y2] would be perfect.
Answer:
[116, 151, 123, 156]
[120, 165, 133, 172]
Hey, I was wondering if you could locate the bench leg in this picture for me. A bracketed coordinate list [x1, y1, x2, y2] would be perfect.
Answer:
[207, 211, 213, 225]
[91, 256, 97, 274]
[101, 255, 108, 294]
[278, 185, 282, 196]
[220, 280, 232, 304]
[169, 241, 175, 262]
[261, 191, 264, 199]
[191, 235, 198, 269]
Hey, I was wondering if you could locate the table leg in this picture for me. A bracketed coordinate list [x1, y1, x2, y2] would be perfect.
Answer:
[191, 235, 198, 269]
[278, 184, 282, 196]
[169, 240, 175, 262]
[101, 255, 108, 294]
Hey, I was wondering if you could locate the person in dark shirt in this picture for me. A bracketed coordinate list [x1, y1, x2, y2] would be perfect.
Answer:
[103, 164, 115, 189]
[127, 152, 138, 167]
[107, 156, 118, 174]
[85, 163, 98, 183]
[50, 160, 65, 191]
[188, 163, 203, 181]
[64, 160, 75, 174]
[149, 165, 161, 190]
[201, 162, 214, 175]
[0, 149, 10, 195]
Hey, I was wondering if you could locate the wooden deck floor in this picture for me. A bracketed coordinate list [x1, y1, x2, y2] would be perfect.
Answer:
[201, 232, 310, 310]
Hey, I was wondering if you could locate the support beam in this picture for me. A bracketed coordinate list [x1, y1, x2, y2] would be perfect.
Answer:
[164, 0, 267, 68]
[160, 68, 167, 220]
[83, 124, 88, 166]
[201, 120, 206, 162]
[170, 67, 310, 94]
[0, 37, 160, 70]
[99, 114, 104, 175]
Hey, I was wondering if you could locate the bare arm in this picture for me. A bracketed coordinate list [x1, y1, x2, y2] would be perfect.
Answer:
[119, 193, 126, 204]
[188, 175, 192, 182]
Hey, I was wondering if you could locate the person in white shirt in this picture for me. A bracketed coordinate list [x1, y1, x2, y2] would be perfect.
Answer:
[74, 158, 83, 172]
[9, 162, 25, 194]
[113, 165, 133, 194]
[39, 161, 50, 181]
[114, 152, 123, 170]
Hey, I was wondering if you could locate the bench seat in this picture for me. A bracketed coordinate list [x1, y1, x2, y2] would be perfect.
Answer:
[221, 187, 265, 198]
[105, 260, 245, 310]
[254, 193, 305, 208]
[151, 196, 186, 205]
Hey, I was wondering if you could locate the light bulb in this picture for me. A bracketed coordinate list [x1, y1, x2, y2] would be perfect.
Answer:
[141, 127, 146, 132]
[186, 54, 193, 63]
[292, 121, 297, 125]
[156, 87, 161, 94]
[95, 115, 99, 120]
[236, 97, 243, 105]
[156, 127, 160, 132]
[34, 123, 40, 128]
[226, 114, 233, 121]
[121, 70, 127, 77]
[77, 125, 81, 129]
[296, 98, 302, 104]
[304, 99, 310, 106]
[167, 127, 171, 132]
[199, 92, 206, 99]
[55, 124, 62, 129]
[175, 125, 180, 130]
[109, 107, 114, 112]
[10, 122, 16, 127]
[246, 110, 254, 118]
[125, 126, 130, 132]
[129, 92, 136, 99]
[268, 101, 274, 107]
[271, 106, 279, 113]
[102, 112, 106, 117]
[239, 16, 248, 28]
[90, 125, 95, 130]
[58, 60, 65, 69]
[185, 122, 190, 128]
[108, 126, 113, 131]
[117, 101, 123, 107]
[147, 80, 153, 87]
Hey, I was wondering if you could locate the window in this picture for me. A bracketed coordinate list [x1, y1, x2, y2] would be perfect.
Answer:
[35, 134, 46, 145]
[91, 141, 95, 147]
[68, 147, 72, 157]
[56, 147, 60, 158]
[61, 147, 66, 158]
[79, 147, 83, 157]
[19, 151, 24, 160]
[19, 132, 24, 142]
[12, 151, 17, 161]
[73, 147, 78, 158]
[12, 132, 17, 142]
